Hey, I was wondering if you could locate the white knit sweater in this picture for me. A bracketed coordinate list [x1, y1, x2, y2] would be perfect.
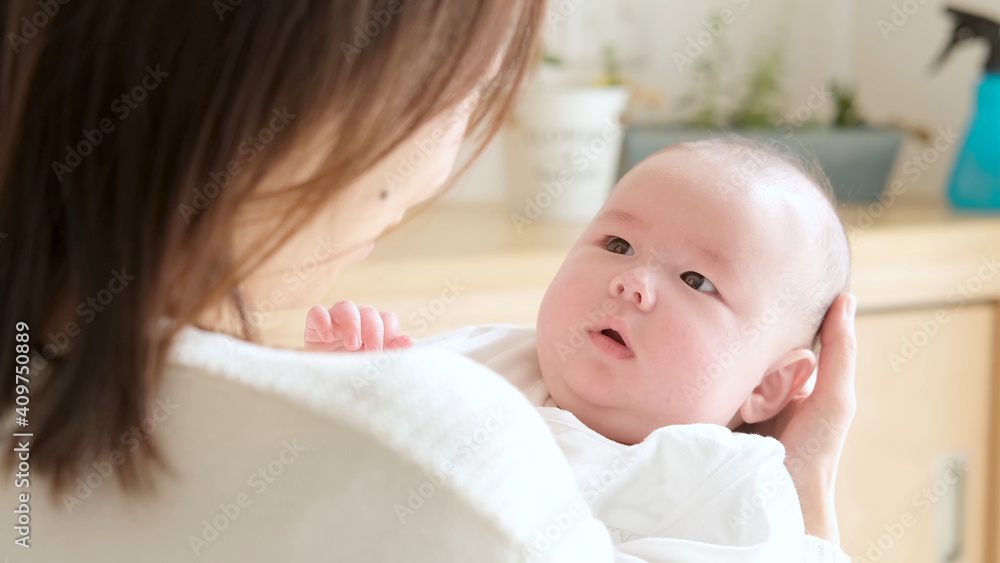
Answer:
[1, 325, 849, 562]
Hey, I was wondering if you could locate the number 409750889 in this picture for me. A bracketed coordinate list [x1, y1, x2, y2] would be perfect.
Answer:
[14, 322, 30, 421]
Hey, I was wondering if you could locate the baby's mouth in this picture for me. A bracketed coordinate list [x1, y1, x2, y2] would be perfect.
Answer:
[601, 328, 626, 347]
[589, 325, 634, 359]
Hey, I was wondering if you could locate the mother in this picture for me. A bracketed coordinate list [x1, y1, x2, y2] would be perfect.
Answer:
[0, 0, 856, 560]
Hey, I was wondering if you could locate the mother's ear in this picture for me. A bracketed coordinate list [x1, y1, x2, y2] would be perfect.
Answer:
[738, 348, 817, 425]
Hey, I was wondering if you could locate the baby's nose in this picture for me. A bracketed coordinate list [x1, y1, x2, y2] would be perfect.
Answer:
[610, 268, 655, 310]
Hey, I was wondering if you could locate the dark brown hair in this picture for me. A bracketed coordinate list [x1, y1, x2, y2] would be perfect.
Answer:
[0, 0, 546, 497]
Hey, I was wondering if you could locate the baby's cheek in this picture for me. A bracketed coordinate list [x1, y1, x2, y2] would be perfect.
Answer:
[662, 327, 740, 388]
[660, 323, 714, 366]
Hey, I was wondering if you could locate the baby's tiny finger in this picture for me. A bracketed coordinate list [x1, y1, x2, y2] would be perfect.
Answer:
[379, 311, 401, 346]
[358, 305, 384, 353]
[329, 299, 362, 348]
[304, 339, 348, 353]
[305, 305, 335, 343]
[388, 334, 415, 349]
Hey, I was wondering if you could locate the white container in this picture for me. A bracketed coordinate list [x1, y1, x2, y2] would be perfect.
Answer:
[506, 86, 629, 224]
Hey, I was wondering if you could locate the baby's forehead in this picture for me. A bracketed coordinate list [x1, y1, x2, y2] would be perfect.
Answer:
[612, 144, 832, 286]
[636, 144, 816, 199]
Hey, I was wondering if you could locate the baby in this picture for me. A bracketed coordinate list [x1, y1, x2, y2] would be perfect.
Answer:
[304, 138, 852, 560]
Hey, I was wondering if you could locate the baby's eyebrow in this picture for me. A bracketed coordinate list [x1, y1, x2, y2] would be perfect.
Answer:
[595, 208, 647, 229]
[683, 234, 736, 280]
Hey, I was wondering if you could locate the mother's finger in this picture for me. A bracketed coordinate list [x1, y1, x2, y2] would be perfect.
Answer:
[815, 293, 858, 418]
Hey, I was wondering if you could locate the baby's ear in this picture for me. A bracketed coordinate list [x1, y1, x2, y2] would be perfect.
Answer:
[738, 349, 817, 425]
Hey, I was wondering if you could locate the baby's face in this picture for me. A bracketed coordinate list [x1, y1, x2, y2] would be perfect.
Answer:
[536, 149, 822, 444]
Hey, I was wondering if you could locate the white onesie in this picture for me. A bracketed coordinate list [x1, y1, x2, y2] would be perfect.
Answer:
[416, 324, 829, 563]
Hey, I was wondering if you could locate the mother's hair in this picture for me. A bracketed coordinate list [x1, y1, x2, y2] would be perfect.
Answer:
[0, 0, 546, 496]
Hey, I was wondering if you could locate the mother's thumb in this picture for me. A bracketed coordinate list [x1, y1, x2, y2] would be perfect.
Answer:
[815, 293, 858, 410]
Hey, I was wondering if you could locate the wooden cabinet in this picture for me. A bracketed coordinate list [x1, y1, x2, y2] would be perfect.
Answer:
[838, 305, 994, 563]
[258, 201, 1000, 562]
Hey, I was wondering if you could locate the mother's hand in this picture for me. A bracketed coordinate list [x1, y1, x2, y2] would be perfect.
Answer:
[737, 293, 858, 544]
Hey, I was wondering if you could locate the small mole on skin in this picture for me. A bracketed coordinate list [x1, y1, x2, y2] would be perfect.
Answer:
[380, 189, 389, 200]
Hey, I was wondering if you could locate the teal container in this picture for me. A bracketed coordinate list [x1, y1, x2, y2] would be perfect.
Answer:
[948, 73, 1000, 209]
[935, 7, 1000, 210]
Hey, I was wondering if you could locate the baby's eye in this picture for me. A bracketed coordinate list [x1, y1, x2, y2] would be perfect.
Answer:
[604, 236, 634, 255]
[681, 271, 718, 294]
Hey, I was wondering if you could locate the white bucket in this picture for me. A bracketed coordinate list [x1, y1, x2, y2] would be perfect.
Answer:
[506, 86, 629, 224]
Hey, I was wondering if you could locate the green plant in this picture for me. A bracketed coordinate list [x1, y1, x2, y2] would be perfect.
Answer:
[677, 14, 728, 128]
[678, 32, 868, 130]
[831, 81, 864, 127]
[542, 52, 564, 67]
[730, 39, 786, 128]
[674, 3, 883, 130]
[540, 47, 624, 87]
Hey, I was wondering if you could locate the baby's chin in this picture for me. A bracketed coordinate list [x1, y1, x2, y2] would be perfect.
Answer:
[538, 367, 644, 444]
[540, 362, 745, 445]
[537, 338, 744, 440]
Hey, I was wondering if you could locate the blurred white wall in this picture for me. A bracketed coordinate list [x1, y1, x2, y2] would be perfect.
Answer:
[445, 0, 1000, 204]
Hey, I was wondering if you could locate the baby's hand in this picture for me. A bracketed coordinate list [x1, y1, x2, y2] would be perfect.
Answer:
[304, 300, 415, 353]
